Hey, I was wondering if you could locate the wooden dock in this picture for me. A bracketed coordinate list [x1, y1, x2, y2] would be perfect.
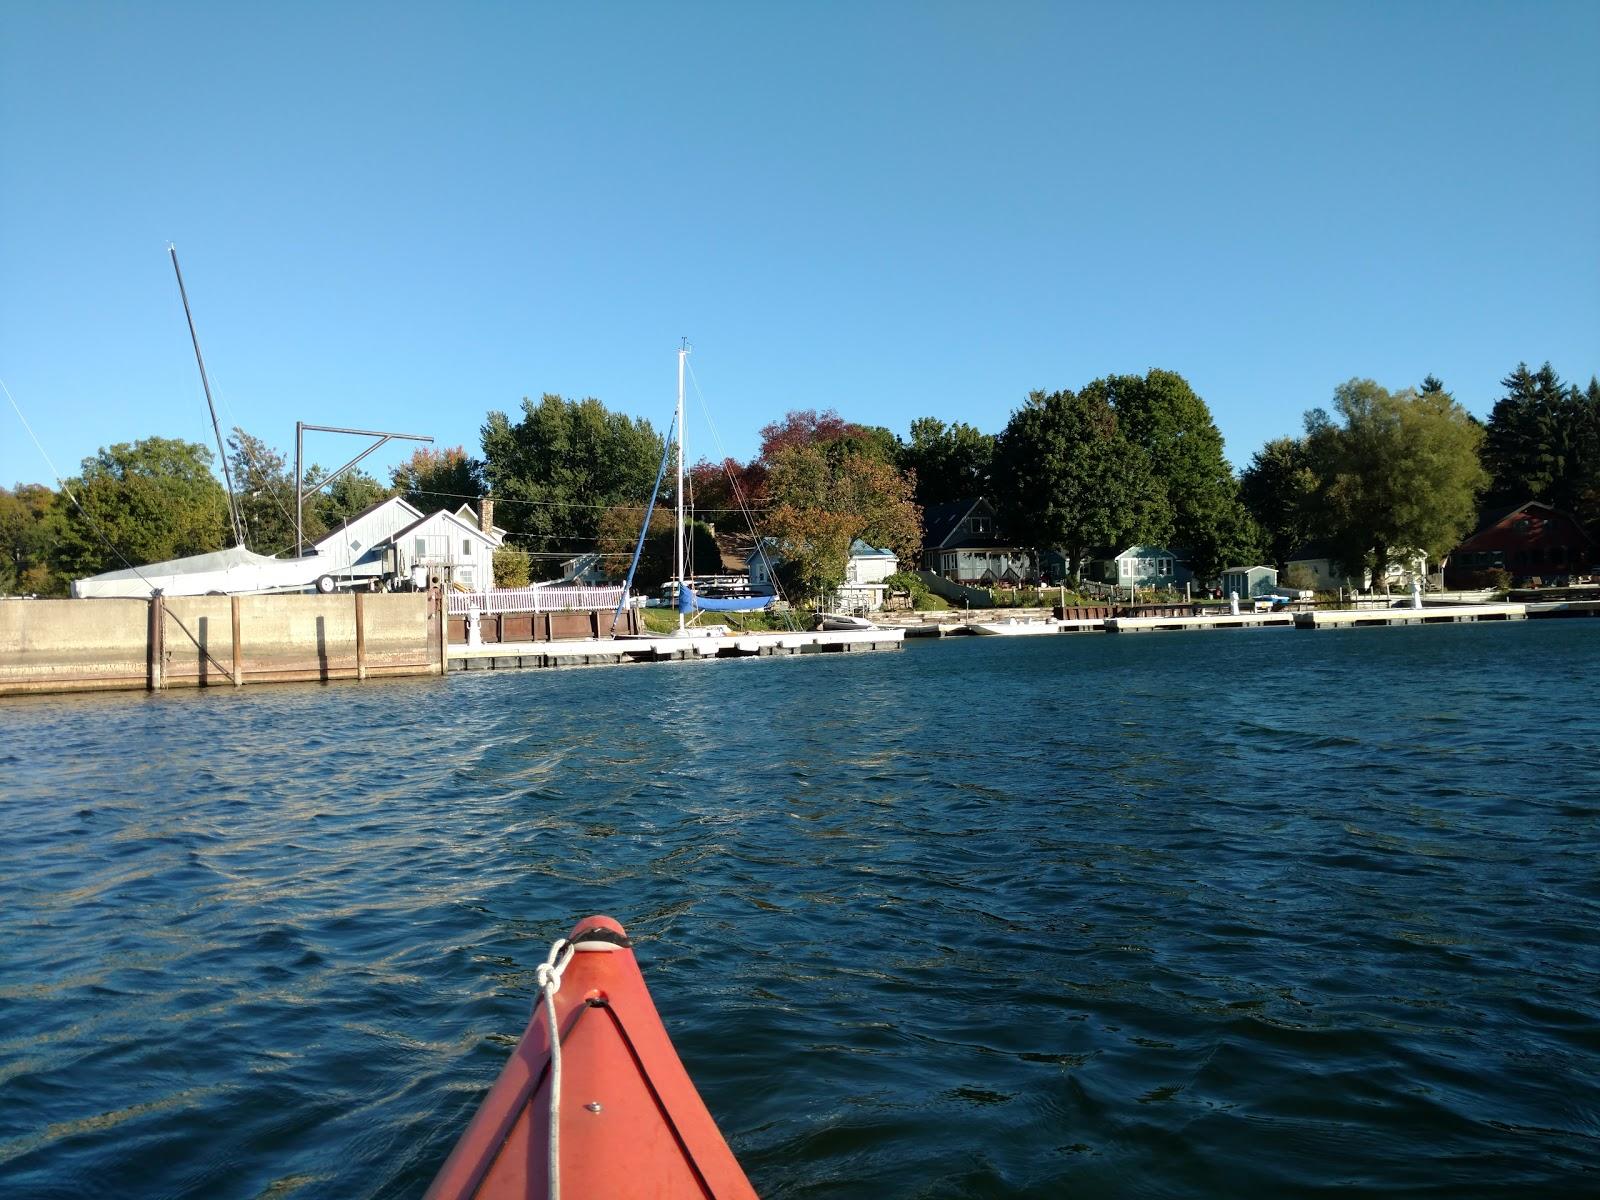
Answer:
[448, 627, 906, 672]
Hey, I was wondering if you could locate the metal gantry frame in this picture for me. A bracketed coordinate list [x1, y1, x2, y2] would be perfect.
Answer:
[294, 423, 433, 555]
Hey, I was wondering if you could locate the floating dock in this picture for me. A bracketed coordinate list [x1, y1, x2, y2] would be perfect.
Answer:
[1107, 612, 1295, 633]
[1293, 603, 1527, 629]
[448, 627, 906, 671]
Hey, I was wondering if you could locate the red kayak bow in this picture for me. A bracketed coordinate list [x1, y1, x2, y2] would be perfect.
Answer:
[426, 915, 758, 1200]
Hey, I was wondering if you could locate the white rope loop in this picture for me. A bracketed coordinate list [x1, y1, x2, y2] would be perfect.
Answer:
[537, 937, 576, 1200]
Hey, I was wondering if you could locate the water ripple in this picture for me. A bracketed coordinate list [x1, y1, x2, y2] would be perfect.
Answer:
[2, 623, 1599, 1196]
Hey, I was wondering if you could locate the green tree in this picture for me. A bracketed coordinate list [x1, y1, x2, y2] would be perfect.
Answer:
[1577, 377, 1600, 530]
[597, 506, 720, 591]
[311, 469, 392, 529]
[1304, 380, 1487, 587]
[54, 438, 231, 577]
[480, 396, 664, 555]
[1240, 436, 1318, 569]
[899, 417, 995, 508]
[492, 545, 532, 588]
[391, 445, 481, 513]
[0, 483, 65, 594]
[227, 428, 322, 554]
[1082, 369, 1256, 578]
[992, 388, 1168, 578]
[1481, 363, 1580, 511]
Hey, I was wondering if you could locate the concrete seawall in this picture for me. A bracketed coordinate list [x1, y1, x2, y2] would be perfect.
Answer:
[0, 592, 444, 697]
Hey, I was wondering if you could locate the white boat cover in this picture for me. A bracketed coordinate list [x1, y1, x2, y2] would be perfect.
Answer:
[72, 545, 331, 598]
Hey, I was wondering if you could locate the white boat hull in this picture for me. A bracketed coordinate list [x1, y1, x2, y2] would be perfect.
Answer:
[970, 619, 1060, 636]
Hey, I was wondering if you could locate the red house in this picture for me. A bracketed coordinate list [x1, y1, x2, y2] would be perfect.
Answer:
[1444, 501, 1597, 588]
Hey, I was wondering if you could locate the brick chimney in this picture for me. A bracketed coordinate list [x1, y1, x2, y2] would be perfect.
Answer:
[479, 496, 495, 535]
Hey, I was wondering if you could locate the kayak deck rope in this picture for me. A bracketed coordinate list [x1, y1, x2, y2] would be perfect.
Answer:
[535, 937, 576, 1200]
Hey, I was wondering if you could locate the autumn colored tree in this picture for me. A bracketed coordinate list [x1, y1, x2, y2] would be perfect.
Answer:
[762, 443, 922, 599]
[492, 546, 532, 588]
[0, 483, 63, 594]
[392, 445, 481, 513]
[757, 409, 859, 462]
[688, 457, 767, 524]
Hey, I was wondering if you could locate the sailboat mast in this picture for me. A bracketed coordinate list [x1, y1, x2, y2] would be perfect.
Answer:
[675, 340, 688, 633]
[169, 244, 246, 548]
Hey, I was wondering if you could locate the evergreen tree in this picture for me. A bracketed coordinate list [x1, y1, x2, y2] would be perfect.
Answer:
[1482, 362, 1568, 509]
[311, 469, 392, 529]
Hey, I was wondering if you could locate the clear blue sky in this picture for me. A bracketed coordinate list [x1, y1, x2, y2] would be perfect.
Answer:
[3, 1, 1597, 492]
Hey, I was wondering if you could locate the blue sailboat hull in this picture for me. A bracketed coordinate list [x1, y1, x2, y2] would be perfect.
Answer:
[678, 585, 776, 613]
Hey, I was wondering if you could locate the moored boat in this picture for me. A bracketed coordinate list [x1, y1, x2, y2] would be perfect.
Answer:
[969, 618, 1060, 636]
[426, 915, 757, 1200]
[818, 612, 876, 631]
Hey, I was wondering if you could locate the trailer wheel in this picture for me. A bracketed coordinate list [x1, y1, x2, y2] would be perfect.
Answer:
[315, 574, 336, 594]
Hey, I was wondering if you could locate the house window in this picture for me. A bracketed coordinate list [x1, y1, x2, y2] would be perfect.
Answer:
[1159, 558, 1172, 574]
[462, 538, 472, 556]
[349, 538, 362, 552]
[414, 537, 426, 557]
[1120, 559, 1131, 576]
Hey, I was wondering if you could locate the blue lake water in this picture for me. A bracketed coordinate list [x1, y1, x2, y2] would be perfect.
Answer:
[3, 621, 1599, 1198]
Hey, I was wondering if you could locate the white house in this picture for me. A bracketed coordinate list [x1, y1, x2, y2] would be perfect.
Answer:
[310, 495, 425, 581]
[391, 507, 504, 590]
[73, 496, 508, 597]
[745, 537, 898, 611]
[1286, 542, 1427, 592]
[558, 552, 610, 585]
[834, 540, 898, 612]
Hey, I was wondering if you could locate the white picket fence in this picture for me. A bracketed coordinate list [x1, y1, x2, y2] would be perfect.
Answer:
[447, 585, 626, 615]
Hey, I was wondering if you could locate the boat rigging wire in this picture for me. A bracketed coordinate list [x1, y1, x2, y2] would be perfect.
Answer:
[684, 355, 801, 630]
[1, 375, 242, 682]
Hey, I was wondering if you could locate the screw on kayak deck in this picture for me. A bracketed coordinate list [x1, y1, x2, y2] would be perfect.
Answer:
[585, 1102, 603, 1113]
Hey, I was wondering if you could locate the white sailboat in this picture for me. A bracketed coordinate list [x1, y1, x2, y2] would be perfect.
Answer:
[613, 343, 776, 638]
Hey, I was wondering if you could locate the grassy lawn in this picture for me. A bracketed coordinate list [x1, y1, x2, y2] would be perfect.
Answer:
[636, 606, 808, 634]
